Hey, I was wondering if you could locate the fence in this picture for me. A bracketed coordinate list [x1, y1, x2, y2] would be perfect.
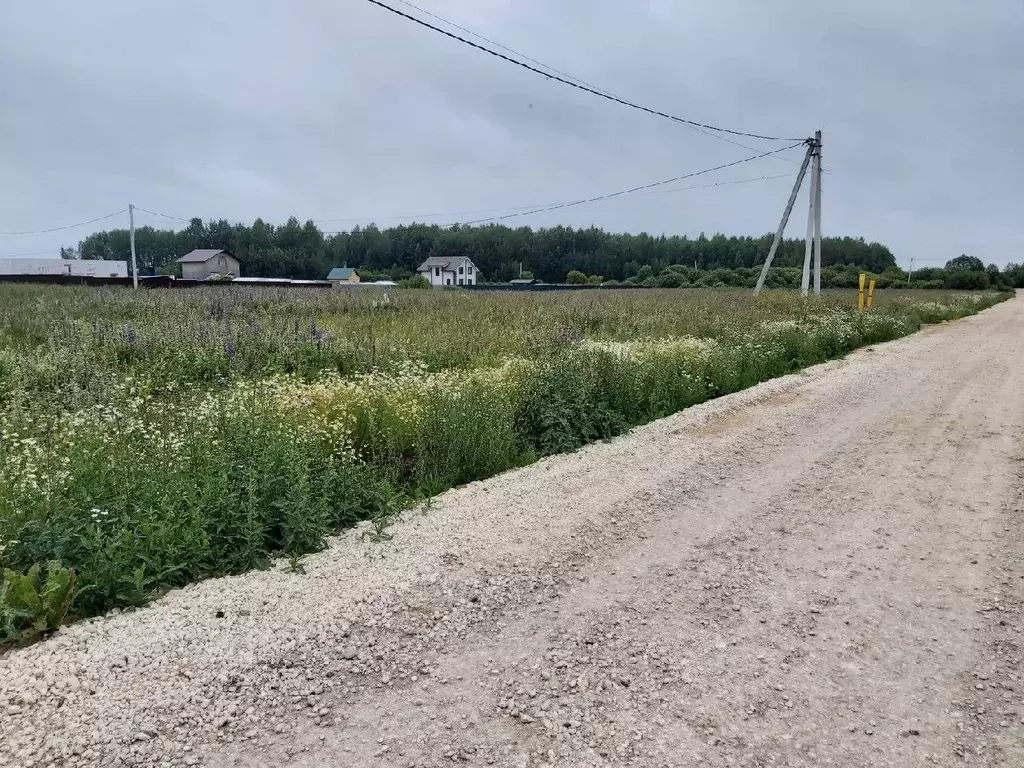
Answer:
[0, 275, 333, 289]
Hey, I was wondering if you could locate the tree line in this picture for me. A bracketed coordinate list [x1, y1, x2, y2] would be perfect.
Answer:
[568, 256, 1022, 291]
[72, 217, 902, 282]
[71, 217, 1022, 289]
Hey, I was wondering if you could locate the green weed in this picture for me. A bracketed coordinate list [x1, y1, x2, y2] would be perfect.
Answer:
[0, 285, 1010, 632]
[0, 561, 79, 643]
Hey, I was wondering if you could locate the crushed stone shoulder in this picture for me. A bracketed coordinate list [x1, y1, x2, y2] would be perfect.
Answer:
[2, 297, 1022, 768]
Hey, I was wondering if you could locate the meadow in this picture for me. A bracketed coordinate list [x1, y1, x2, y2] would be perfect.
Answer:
[0, 284, 1010, 641]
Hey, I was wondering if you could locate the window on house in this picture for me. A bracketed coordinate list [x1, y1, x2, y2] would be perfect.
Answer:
[434, 267, 440, 277]
[446, 278, 451, 285]
[458, 278, 464, 285]
[458, 266, 464, 274]
[468, 266, 473, 275]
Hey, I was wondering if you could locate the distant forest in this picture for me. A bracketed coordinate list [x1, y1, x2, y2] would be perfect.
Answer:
[73, 217, 898, 282]
[70, 217, 1023, 289]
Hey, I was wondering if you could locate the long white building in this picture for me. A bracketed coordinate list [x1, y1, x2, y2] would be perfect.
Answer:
[0, 258, 128, 278]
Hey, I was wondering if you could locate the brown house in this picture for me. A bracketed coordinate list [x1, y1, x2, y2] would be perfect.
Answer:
[176, 249, 241, 280]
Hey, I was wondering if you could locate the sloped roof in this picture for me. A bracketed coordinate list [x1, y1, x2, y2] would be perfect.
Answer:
[327, 267, 356, 280]
[417, 256, 453, 271]
[177, 249, 232, 264]
[417, 256, 477, 270]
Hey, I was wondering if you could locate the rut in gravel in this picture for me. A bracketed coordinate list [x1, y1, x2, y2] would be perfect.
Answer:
[1, 295, 1023, 768]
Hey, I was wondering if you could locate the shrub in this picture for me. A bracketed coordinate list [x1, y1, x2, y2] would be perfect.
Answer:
[945, 270, 990, 290]
[400, 275, 431, 289]
[655, 272, 686, 288]
[566, 270, 588, 285]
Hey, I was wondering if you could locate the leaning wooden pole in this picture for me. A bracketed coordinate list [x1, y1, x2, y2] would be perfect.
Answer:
[754, 140, 815, 296]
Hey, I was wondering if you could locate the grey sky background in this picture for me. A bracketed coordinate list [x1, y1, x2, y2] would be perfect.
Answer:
[1, 0, 1021, 268]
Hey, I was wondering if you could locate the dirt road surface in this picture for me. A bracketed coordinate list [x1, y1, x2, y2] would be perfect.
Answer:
[2, 296, 1023, 768]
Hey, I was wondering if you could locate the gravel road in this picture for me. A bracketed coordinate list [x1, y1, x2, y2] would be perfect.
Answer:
[2, 295, 1023, 768]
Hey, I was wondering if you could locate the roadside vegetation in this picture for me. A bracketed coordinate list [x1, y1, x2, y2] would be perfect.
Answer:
[567, 255, 1022, 291]
[0, 285, 1011, 641]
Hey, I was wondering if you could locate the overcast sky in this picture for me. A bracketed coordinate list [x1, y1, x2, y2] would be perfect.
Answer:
[1, 0, 1022, 267]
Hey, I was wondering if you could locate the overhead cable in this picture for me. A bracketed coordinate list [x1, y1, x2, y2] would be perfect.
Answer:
[0, 209, 128, 236]
[364, 0, 807, 143]
[314, 173, 788, 226]
[392, 0, 614, 96]
[635, 173, 790, 197]
[321, 142, 803, 234]
[386, 0, 808, 167]
[458, 142, 804, 225]
[132, 206, 192, 222]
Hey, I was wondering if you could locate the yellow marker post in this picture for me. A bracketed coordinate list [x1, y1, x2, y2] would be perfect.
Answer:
[858, 273, 866, 311]
[866, 279, 876, 309]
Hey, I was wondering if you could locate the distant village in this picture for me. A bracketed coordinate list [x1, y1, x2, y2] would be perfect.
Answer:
[0, 251, 491, 289]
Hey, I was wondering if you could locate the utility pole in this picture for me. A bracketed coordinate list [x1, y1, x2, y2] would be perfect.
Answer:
[812, 130, 823, 295]
[907, 257, 915, 287]
[128, 203, 139, 289]
[800, 144, 817, 296]
[798, 130, 823, 296]
[753, 140, 815, 296]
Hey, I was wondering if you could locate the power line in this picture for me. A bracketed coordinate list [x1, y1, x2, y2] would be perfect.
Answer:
[129, 146, 798, 239]
[314, 174, 788, 225]
[132, 206, 192, 223]
[386, 0, 808, 168]
[122, 172, 790, 237]
[12, 152, 792, 245]
[364, 0, 806, 143]
[126, 170, 791, 236]
[634, 173, 790, 197]
[314, 201, 569, 225]
[392, 0, 614, 96]
[321, 142, 802, 234]
[459, 142, 804, 225]
[0, 209, 127, 236]
[0, 249, 64, 258]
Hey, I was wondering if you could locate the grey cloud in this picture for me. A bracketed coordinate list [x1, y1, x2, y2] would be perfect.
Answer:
[1, 0, 1022, 266]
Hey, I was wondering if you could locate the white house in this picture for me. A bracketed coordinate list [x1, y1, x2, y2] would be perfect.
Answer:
[416, 256, 480, 287]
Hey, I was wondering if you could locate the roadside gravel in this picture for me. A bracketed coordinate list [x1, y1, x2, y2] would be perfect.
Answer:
[1, 296, 1022, 767]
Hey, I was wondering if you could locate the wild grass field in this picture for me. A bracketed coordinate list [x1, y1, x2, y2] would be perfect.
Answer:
[0, 284, 1010, 641]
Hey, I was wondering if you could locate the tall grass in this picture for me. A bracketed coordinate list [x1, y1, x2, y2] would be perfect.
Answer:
[0, 285, 1010, 638]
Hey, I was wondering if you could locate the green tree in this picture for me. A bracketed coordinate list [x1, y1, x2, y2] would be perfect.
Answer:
[566, 270, 588, 284]
[76, 217, 903, 284]
[945, 254, 985, 271]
